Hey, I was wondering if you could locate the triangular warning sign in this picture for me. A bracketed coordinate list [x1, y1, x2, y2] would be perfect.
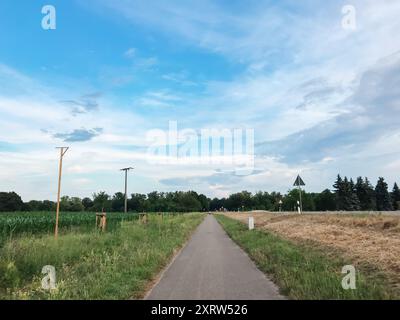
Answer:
[293, 175, 305, 186]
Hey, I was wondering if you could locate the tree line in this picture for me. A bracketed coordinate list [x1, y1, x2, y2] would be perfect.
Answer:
[0, 175, 399, 213]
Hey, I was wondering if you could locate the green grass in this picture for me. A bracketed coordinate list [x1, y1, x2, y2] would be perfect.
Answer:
[216, 214, 398, 300]
[0, 213, 204, 299]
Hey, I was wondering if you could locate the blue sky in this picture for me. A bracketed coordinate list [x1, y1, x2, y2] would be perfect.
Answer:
[0, 0, 399, 200]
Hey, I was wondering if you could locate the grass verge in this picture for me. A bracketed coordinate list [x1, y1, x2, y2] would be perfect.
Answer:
[215, 214, 398, 300]
[0, 213, 204, 299]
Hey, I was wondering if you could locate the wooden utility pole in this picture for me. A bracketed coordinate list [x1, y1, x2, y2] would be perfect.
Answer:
[120, 167, 133, 213]
[55, 147, 69, 238]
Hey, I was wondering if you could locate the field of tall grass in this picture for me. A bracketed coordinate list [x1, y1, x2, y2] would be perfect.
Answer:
[216, 214, 399, 300]
[0, 213, 204, 299]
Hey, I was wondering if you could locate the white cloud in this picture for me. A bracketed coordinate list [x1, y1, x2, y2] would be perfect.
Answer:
[2, 0, 400, 199]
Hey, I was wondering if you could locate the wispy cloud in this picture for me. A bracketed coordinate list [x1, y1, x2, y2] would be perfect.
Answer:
[256, 51, 400, 164]
[136, 90, 183, 108]
[124, 47, 136, 58]
[53, 128, 104, 142]
[60, 94, 100, 116]
[162, 71, 197, 86]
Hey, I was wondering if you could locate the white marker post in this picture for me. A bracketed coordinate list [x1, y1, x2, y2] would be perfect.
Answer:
[248, 217, 254, 230]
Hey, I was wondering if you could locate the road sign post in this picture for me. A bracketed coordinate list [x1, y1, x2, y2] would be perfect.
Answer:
[293, 175, 305, 214]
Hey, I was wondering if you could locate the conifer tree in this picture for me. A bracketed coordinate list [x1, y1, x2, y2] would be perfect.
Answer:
[391, 183, 400, 210]
[375, 177, 393, 211]
[333, 174, 345, 210]
[355, 177, 376, 210]
[345, 177, 361, 211]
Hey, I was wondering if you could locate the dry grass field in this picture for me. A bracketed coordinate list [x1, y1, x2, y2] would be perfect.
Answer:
[222, 211, 400, 291]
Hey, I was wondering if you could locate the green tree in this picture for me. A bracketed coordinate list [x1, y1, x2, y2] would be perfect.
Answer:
[92, 191, 111, 212]
[375, 178, 393, 211]
[333, 175, 360, 211]
[60, 196, 83, 211]
[269, 192, 283, 211]
[82, 197, 94, 211]
[227, 191, 253, 211]
[164, 192, 177, 212]
[283, 189, 315, 211]
[227, 192, 243, 211]
[70, 197, 84, 211]
[25, 200, 55, 211]
[391, 183, 400, 210]
[26, 200, 41, 211]
[333, 175, 345, 210]
[197, 193, 210, 211]
[129, 193, 146, 212]
[210, 197, 225, 211]
[111, 192, 125, 212]
[174, 191, 202, 212]
[41, 200, 55, 211]
[314, 189, 336, 211]
[347, 178, 361, 211]
[355, 177, 376, 211]
[0, 192, 24, 212]
[147, 191, 161, 212]
[252, 191, 273, 210]
[60, 196, 71, 211]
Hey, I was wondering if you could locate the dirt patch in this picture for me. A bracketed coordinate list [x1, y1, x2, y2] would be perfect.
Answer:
[222, 211, 400, 286]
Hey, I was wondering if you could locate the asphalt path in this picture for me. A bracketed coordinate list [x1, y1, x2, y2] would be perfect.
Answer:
[146, 214, 284, 300]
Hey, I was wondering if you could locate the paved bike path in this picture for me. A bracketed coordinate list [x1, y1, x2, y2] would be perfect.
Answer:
[146, 214, 284, 300]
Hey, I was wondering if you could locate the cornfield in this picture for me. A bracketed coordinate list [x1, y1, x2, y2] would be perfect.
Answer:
[0, 211, 139, 244]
